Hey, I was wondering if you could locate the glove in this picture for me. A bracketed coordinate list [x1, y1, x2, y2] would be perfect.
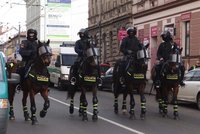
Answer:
[127, 50, 133, 54]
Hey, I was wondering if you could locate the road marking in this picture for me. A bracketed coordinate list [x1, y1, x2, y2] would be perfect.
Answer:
[49, 96, 145, 134]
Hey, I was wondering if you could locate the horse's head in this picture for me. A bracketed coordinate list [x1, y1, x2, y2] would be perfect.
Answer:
[133, 43, 150, 71]
[38, 39, 52, 66]
[83, 43, 100, 68]
[167, 47, 182, 72]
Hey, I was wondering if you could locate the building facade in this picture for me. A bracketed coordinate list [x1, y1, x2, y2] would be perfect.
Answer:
[133, 0, 200, 70]
[88, 0, 133, 65]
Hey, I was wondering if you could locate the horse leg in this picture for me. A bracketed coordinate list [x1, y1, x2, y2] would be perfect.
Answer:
[162, 87, 169, 118]
[22, 90, 30, 121]
[140, 92, 146, 120]
[129, 91, 135, 119]
[92, 90, 98, 121]
[8, 85, 15, 120]
[81, 89, 88, 121]
[156, 87, 164, 114]
[113, 82, 119, 114]
[40, 89, 50, 118]
[79, 92, 84, 116]
[173, 87, 179, 120]
[122, 92, 127, 114]
[29, 90, 38, 125]
[69, 85, 76, 114]
[114, 95, 119, 114]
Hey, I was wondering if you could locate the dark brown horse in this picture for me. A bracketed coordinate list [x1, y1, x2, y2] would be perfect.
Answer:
[68, 43, 100, 121]
[113, 44, 150, 120]
[151, 48, 182, 120]
[20, 39, 52, 125]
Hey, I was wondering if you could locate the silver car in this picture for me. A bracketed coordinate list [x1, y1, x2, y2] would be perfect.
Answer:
[178, 68, 200, 110]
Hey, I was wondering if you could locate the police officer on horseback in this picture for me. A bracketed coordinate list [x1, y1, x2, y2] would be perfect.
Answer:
[71, 28, 91, 84]
[119, 27, 142, 84]
[19, 28, 38, 79]
[155, 30, 185, 87]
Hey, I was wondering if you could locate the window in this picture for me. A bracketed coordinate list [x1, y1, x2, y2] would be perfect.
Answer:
[184, 71, 195, 81]
[191, 70, 200, 81]
[185, 21, 190, 56]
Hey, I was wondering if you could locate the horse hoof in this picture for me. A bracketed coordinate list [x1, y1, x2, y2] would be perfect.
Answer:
[9, 115, 15, 120]
[82, 113, 88, 121]
[79, 109, 83, 116]
[140, 114, 145, 120]
[122, 109, 127, 114]
[129, 114, 136, 120]
[40, 110, 47, 118]
[69, 106, 74, 114]
[24, 113, 31, 121]
[92, 114, 98, 121]
[31, 117, 39, 125]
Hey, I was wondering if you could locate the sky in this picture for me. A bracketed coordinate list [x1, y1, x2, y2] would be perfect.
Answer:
[0, 0, 88, 42]
[0, 0, 26, 29]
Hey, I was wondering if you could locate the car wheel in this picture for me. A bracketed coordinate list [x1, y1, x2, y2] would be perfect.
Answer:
[58, 79, 63, 90]
[168, 90, 173, 104]
[49, 82, 54, 87]
[197, 94, 200, 110]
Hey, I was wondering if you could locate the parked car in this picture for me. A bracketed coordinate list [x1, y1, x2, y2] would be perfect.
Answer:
[0, 51, 8, 134]
[100, 63, 111, 76]
[100, 67, 113, 91]
[176, 68, 200, 110]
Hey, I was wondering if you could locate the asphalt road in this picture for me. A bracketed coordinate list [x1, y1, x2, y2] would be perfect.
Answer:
[6, 87, 200, 134]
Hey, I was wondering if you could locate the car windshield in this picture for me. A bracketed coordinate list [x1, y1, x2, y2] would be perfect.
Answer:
[105, 67, 113, 75]
[100, 65, 110, 74]
[61, 54, 77, 66]
[184, 70, 200, 81]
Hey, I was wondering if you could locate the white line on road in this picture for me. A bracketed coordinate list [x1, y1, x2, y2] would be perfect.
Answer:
[49, 96, 145, 134]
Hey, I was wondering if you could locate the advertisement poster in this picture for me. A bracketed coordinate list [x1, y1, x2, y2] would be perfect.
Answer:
[47, 0, 72, 41]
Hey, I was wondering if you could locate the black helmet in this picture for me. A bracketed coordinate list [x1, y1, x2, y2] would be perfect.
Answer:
[27, 28, 37, 41]
[78, 28, 89, 39]
[127, 27, 137, 37]
[161, 30, 172, 42]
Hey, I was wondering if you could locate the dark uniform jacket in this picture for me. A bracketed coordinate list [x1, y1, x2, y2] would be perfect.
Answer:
[19, 40, 38, 62]
[157, 41, 178, 61]
[120, 36, 141, 57]
[75, 38, 90, 57]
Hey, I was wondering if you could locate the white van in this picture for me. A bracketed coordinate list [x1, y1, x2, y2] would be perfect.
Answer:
[48, 44, 77, 90]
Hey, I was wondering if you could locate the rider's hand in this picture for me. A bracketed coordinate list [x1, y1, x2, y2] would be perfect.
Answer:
[159, 58, 164, 61]
[127, 50, 133, 54]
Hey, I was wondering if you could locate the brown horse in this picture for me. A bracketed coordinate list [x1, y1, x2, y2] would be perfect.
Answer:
[68, 43, 100, 121]
[151, 48, 182, 120]
[113, 44, 150, 120]
[6, 59, 22, 120]
[20, 39, 52, 125]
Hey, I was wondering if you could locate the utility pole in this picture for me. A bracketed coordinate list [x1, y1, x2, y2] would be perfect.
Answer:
[99, 0, 102, 63]
[17, 23, 21, 52]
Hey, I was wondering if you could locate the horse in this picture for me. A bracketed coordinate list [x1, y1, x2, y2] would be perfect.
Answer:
[68, 43, 101, 121]
[151, 47, 183, 120]
[6, 58, 21, 120]
[113, 44, 150, 119]
[20, 39, 52, 125]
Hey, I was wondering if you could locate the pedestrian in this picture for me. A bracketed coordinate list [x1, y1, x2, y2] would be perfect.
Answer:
[188, 60, 200, 71]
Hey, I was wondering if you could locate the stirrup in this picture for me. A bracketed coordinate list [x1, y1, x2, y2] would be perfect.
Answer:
[15, 84, 21, 93]
[119, 77, 125, 85]
[70, 77, 76, 85]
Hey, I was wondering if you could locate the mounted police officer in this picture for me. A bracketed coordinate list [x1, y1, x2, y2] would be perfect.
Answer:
[119, 27, 142, 84]
[71, 28, 91, 84]
[19, 28, 38, 79]
[155, 30, 185, 87]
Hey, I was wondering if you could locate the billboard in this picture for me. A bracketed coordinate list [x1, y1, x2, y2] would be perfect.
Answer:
[47, 0, 72, 41]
